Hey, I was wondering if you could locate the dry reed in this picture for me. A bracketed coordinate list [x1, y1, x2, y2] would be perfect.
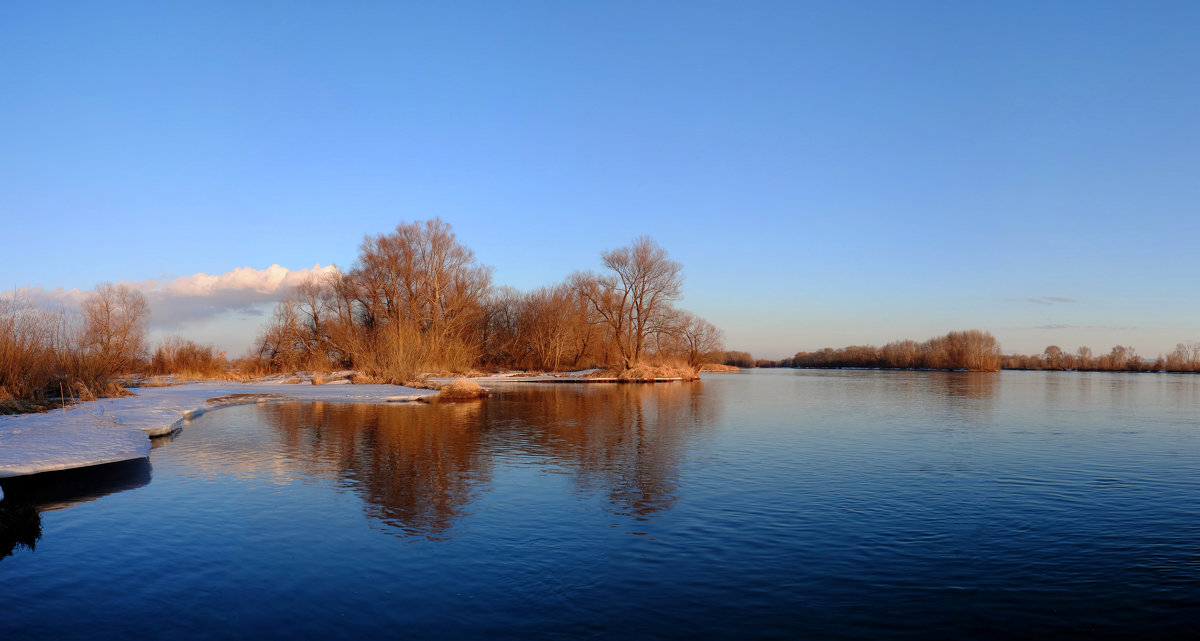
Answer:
[437, 378, 489, 400]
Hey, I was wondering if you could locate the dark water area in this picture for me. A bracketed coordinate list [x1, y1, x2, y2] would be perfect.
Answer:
[1, 370, 1198, 639]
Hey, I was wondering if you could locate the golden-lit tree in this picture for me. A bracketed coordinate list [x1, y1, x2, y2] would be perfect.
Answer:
[81, 282, 149, 376]
[256, 225, 721, 377]
[791, 330, 1000, 371]
[1042, 345, 1064, 370]
[670, 311, 726, 368]
[573, 236, 683, 369]
[258, 219, 495, 378]
[351, 219, 492, 359]
[1076, 345, 1093, 370]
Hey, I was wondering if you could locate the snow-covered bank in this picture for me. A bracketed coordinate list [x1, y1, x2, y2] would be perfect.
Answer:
[0, 381, 434, 481]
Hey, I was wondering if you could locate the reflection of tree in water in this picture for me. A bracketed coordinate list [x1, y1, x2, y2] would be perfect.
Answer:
[483, 383, 719, 519]
[0, 458, 151, 561]
[0, 500, 40, 560]
[259, 401, 491, 540]
[259, 384, 718, 537]
[937, 371, 999, 401]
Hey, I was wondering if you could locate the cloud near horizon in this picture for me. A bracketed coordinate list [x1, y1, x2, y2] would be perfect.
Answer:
[1027, 296, 1077, 305]
[4, 264, 338, 329]
[1032, 323, 1138, 331]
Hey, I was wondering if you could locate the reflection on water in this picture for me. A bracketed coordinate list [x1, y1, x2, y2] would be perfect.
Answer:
[0, 501, 39, 560]
[260, 401, 491, 539]
[938, 370, 998, 401]
[257, 383, 719, 537]
[0, 458, 152, 560]
[4, 371, 1198, 639]
[489, 384, 720, 517]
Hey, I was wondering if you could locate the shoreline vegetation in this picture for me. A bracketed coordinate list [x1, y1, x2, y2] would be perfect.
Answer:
[4, 218, 1197, 418]
[253, 220, 722, 385]
[738, 332, 1200, 373]
[2, 220, 724, 416]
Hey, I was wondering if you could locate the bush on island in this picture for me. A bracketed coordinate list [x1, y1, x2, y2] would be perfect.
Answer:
[438, 378, 489, 401]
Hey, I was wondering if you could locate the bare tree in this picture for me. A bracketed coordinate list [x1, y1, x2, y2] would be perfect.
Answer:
[672, 310, 725, 368]
[82, 282, 149, 376]
[520, 284, 578, 371]
[1076, 346, 1093, 370]
[1103, 345, 1138, 371]
[573, 236, 683, 368]
[881, 340, 919, 368]
[1166, 343, 1190, 371]
[1043, 345, 1064, 370]
[352, 219, 492, 350]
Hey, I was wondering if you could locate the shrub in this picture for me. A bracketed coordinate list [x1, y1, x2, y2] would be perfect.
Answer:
[0, 295, 127, 409]
[437, 378, 488, 401]
[149, 337, 227, 379]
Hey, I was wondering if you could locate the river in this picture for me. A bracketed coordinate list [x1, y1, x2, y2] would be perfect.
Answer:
[1, 370, 1197, 639]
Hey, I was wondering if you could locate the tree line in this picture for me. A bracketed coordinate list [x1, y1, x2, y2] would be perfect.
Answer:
[1000, 342, 1200, 372]
[756, 330, 1004, 371]
[1, 220, 726, 410]
[255, 219, 725, 382]
[739, 336, 1200, 374]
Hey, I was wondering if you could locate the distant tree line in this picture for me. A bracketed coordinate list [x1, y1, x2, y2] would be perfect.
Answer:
[256, 219, 725, 381]
[732, 337, 1200, 374]
[721, 351, 755, 368]
[1001, 342, 1200, 372]
[771, 330, 1003, 371]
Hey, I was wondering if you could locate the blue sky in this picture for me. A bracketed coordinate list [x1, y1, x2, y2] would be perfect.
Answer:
[2, 1, 1198, 358]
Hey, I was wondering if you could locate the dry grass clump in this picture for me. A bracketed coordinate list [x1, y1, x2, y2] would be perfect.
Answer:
[0, 389, 21, 414]
[134, 377, 185, 388]
[205, 393, 276, 405]
[403, 377, 437, 390]
[699, 363, 740, 373]
[598, 362, 700, 382]
[73, 380, 135, 402]
[350, 372, 384, 385]
[0, 388, 65, 415]
[348, 368, 437, 389]
[149, 337, 227, 379]
[345, 326, 445, 387]
[437, 378, 489, 401]
[227, 356, 269, 380]
[311, 373, 325, 385]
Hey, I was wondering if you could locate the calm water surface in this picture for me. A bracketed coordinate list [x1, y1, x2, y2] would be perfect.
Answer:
[1, 370, 1198, 639]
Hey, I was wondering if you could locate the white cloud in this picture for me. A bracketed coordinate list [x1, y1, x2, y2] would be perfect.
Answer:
[4, 264, 338, 330]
